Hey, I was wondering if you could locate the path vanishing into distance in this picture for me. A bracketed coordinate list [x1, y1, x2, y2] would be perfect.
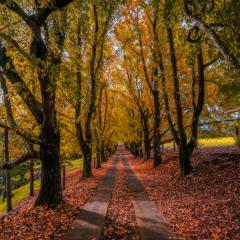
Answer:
[63, 145, 177, 240]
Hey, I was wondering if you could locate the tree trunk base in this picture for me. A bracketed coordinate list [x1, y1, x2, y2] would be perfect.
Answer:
[35, 160, 62, 208]
[153, 149, 162, 167]
[82, 148, 92, 178]
[179, 149, 193, 177]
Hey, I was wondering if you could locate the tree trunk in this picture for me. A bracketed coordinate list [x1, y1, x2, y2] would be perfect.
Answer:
[100, 145, 106, 162]
[105, 149, 109, 161]
[141, 113, 151, 161]
[62, 165, 66, 191]
[29, 159, 34, 197]
[153, 132, 161, 167]
[35, 123, 62, 207]
[134, 142, 139, 157]
[130, 142, 135, 156]
[82, 140, 92, 178]
[80, 1, 97, 178]
[96, 146, 101, 169]
[143, 136, 151, 160]
[4, 128, 12, 212]
[153, 91, 162, 167]
[179, 146, 193, 177]
[131, 142, 135, 155]
[0, 2, 72, 209]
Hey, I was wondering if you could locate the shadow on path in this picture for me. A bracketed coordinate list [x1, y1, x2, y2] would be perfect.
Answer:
[62, 157, 118, 240]
[122, 156, 177, 240]
[63, 144, 178, 240]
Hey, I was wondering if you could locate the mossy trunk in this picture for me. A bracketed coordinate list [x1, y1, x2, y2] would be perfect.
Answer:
[5, 168, 12, 211]
[35, 126, 62, 207]
[153, 91, 162, 167]
[141, 113, 151, 161]
[100, 145, 107, 162]
[96, 146, 101, 169]
[29, 159, 34, 196]
[144, 139, 151, 161]
[179, 146, 193, 177]
[5, 127, 12, 212]
[82, 140, 92, 178]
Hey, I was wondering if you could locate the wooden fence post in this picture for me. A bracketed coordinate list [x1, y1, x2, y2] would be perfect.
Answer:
[62, 165, 66, 191]
[4, 127, 12, 212]
[29, 159, 34, 196]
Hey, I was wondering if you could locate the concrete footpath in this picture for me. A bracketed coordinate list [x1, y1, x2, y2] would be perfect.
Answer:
[63, 144, 177, 240]
[62, 157, 118, 240]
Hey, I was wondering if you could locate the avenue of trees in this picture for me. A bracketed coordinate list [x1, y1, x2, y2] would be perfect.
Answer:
[0, 0, 239, 208]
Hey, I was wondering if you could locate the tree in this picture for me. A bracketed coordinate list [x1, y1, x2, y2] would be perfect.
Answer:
[134, 4, 163, 167]
[65, 0, 119, 177]
[0, 0, 74, 207]
[160, 0, 219, 176]
[114, 1, 164, 166]
[121, 55, 152, 160]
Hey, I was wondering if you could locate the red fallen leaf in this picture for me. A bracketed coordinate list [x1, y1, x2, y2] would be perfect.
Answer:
[100, 163, 140, 240]
[131, 146, 240, 239]
[0, 161, 112, 240]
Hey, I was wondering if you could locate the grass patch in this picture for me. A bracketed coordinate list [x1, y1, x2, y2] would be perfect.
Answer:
[0, 159, 83, 213]
[198, 137, 235, 147]
[164, 137, 235, 148]
[0, 180, 40, 213]
[64, 158, 83, 171]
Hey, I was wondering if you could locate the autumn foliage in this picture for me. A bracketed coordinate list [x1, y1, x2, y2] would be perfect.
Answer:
[0, 0, 239, 239]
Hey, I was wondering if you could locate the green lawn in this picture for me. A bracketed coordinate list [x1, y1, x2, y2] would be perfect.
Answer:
[164, 137, 235, 148]
[0, 180, 41, 212]
[64, 158, 83, 171]
[198, 137, 235, 147]
[0, 158, 83, 213]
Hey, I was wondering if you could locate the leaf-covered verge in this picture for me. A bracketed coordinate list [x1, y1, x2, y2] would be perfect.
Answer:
[0, 160, 113, 240]
[131, 147, 240, 239]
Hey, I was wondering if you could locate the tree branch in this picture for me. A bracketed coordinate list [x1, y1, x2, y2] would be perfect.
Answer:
[204, 56, 219, 68]
[0, 0, 32, 27]
[0, 151, 39, 170]
[36, 0, 75, 26]
[0, 20, 21, 32]
[0, 33, 33, 63]
[0, 0, 74, 28]
[0, 43, 43, 124]
[0, 122, 40, 144]
[187, 25, 202, 43]
[0, 72, 40, 145]
[184, 0, 240, 71]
